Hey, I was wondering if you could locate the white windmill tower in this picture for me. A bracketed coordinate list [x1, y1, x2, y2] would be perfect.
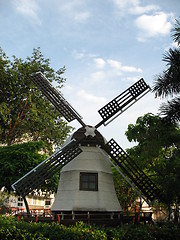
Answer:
[12, 72, 160, 224]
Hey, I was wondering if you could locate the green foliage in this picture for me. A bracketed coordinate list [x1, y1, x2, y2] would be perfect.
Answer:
[125, 112, 180, 214]
[0, 217, 107, 240]
[0, 47, 73, 194]
[0, 216, 180, 240]
[0, 141, 59, 193]
[112, 167, 138, 211]
[154, 148, 180, 205]
[0, 47, 71, 147]
[0, 191, 9, 211]
[125, 113, 179, 168]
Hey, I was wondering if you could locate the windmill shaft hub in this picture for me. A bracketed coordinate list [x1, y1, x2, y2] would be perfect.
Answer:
[72, 126, 106, 147]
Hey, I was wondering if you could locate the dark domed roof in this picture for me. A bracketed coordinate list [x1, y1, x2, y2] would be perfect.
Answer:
[72, 126, 106, 146]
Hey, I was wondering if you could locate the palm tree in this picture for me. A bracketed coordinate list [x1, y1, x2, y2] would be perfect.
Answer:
[172, 19, 180, 45]
[153, 20, 180, 123]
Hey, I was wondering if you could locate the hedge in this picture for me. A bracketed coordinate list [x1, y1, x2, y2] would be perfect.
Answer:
[0, 216, 180, 240]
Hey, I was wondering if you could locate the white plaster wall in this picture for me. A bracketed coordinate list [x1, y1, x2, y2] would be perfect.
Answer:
[51, 146, 122, 212]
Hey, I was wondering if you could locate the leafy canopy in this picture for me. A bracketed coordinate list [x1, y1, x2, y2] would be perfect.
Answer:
[125, 113, 180, 207]
[0, 47, 73, 193]
[0, 141, 46, 193]
[0, 47, 72, 148]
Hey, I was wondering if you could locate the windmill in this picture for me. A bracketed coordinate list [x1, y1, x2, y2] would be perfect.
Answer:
[12, 72, 160, 221]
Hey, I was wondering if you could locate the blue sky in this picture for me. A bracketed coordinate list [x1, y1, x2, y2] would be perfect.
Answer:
[0, 0, 180, 149]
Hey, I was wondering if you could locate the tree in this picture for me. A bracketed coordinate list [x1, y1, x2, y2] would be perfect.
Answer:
[125, 113, 179, 169]
[0, 141, 45, 192]
[0, 48, 73, 194]
[154, 147, 180, 221]
[152, 20, 180, 123]
[125, 113, 180, 221]
[112, 167, 138, 213]
[0, 47, 72, 149]
[172, 19, 180, 45]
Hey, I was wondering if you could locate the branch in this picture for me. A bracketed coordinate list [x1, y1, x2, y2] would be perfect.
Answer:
[8, 99, 28, 138]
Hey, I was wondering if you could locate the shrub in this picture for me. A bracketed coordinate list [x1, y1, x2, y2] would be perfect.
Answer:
[0, 215, 180, 240]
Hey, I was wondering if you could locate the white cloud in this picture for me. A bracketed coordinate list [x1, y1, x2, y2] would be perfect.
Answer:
[135, 12, 173, 40]
[13, 0, 41, 25]
[72, 49, 85, 59]
[113, 0, 139, 9]
[93, 58, 106, 68]
[90, 71, 106, 83]
[77, 89, 106, 104]
[171, 41, 179, 48]
[129, 4, 159, 15]
[59, 0, 90, 23]
[72, 51, 142, 75]
[113, 0, 158, 15]
[112, 0, 174, 41]
[72, 49, 97, 61]
[71, 50, 143, 86]
[164, 42, 179, 52]
[63, 84, 73, 93]
[107, 59, 142, 73]
[164, 40, 179, 52]
[122, 76, 142, 83]
[74, 11, 90, 22]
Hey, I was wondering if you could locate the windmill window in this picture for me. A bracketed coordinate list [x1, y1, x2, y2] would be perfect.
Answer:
[45, 200, 51, 206]
[80, 172, 98, 191]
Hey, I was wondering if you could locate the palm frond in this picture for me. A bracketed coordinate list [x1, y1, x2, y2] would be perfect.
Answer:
[153, 48, 180, 98]
[159, 97, 180, 123]
[172, 19, 180, 45]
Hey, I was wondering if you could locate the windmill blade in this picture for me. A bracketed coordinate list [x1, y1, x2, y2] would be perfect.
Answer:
[11, 140, 82, 197]
[30, 72, 85, 127]
[103, 139, 160, 202]
[95, 78, 150, 128]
